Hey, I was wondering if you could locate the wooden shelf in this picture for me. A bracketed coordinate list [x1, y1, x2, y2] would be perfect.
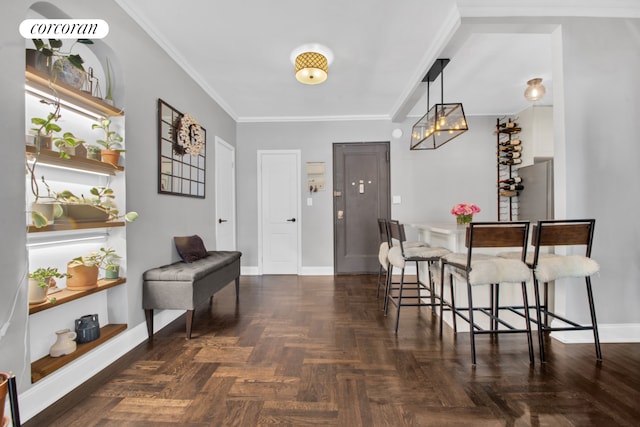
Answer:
[28, 220, 125, 233]
[29, 278, 126, 315]
[31, 323, 127, 383]
[26, 145, 124, 175]
[25, 66, 124, 117]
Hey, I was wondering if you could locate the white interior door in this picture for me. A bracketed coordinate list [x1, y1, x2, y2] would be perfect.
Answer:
[259, 150, 300, 274]
[215, 137, 236, 250]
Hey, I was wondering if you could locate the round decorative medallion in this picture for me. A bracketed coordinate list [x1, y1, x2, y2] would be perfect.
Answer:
[177, 113, 204, 156]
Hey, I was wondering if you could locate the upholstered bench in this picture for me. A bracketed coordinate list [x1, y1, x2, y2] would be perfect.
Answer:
[143, 235, 242, 340]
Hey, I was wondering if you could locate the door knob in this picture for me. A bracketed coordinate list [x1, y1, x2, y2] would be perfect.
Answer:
[218, 218, 228, 223]
[287, 218, 296, 222]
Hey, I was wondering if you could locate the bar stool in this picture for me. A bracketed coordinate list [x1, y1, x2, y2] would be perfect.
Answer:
[439, 221, 535, 365]
[528, 219, 601, 362]
[376, 218, 391, 298]
[385, 220, 450, 334]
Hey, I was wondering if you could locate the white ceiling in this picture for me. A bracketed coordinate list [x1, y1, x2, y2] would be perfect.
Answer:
[114, 0, 636, 123]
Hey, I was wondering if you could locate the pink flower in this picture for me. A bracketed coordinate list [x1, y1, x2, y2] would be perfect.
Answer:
[451, 203, 481, 216]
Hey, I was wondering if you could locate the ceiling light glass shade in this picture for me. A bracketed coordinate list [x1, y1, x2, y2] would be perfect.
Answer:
[295, 52, 328, 85]
[524, 78, 546, 101]
[410, 103, 468, 150]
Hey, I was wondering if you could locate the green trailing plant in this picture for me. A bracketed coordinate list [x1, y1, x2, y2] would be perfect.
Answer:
[42, 179, 139, 223]
[29, 267, 71, 304]
[32, 38, 94, 72]
[92, 117, 124, 151]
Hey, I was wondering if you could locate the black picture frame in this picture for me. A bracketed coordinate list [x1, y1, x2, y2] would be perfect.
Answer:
[157, 98, 206, 198]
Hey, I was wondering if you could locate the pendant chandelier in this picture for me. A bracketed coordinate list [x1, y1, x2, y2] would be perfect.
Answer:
[410, 58, 468, 150]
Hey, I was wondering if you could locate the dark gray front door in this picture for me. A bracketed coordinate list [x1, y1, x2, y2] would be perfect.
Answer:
[333, 142, 390, 274]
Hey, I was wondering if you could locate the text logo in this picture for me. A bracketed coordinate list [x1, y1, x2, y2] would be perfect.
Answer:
[20, 19, 109, 39]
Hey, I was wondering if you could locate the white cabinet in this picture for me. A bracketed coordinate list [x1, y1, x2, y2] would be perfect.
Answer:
[25, 67, 129, 383]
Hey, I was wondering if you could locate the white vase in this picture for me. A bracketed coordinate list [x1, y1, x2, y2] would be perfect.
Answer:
[28, 278, 48, 304]
[49, 329, 77, 357]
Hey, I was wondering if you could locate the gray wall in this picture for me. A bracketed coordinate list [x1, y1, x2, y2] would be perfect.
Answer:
[236, 115, 497, 269]
[559, 18, 640, 323]
[0, 0, 236, 395]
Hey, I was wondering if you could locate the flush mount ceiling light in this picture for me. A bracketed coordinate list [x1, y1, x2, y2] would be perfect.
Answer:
[524, 78, 546, 102]
[290, 44, 333, 85]
[410, 58, 468, 150]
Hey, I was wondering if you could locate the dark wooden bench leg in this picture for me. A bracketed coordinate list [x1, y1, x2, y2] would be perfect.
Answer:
[186, 309, 194, 339]
[235, 277, 240, 302]
[145, 309, 154, 342]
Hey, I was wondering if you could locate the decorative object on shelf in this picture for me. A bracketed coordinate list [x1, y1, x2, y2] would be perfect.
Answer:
[53, 57, 87, 89]
[91, 117, 124, 166]
[104, 57, 115, 105]
[411, 58, 468, 150]
[53, 131, 85, 159]
[451, 203, 481, 225]
[75, 314, 100, 344]
[85, 145, 102, 161]
[157, 99, 206, 198]
[49, 329, 77, 357]
[290, 43, 333, 85]
[31, 201, 62, 227]
[524, 78, 546, 102]
[28, 267, 70, 304]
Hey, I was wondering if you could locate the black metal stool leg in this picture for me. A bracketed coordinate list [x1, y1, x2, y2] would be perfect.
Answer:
[521, 281, 535, 364]
[532, 278, 546, 362]
[467, 281, 476, 365]
[586, 276, 602, 361]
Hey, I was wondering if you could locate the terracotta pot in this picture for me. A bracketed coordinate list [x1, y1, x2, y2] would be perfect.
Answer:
[101, 149, 121, 166]
[66, 263, 99, 291]
[0, 372, 7, 424]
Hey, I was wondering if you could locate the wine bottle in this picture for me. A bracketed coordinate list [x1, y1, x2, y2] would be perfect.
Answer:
[499, 177, 523, 184]
[499, 190, 518, 197]
[499, 152, 521, 159]
[500, 184, 524, 191]
[498, 119, 518, 129]
[499, 145, 523, 152]
[500, 139, 522, 146]
[499, 158, 522, 165]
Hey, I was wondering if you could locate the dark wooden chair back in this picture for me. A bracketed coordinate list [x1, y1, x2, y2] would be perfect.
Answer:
[387, 220, 408, 254]
[532, 219, 595, 259]
[466, 221, 530, 249]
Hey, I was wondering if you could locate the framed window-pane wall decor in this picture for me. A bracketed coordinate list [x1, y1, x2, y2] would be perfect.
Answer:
[157, 98, 206, 198]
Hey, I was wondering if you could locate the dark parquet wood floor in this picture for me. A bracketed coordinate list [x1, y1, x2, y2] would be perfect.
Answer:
[26, 275, 640, 426]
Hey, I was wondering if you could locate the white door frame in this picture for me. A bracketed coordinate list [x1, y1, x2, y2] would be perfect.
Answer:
[215, 136, 236, 250]
[257, 149, 301, 275]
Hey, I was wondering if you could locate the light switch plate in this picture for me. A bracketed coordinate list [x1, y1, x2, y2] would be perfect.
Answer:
[392, 195, 401, 205]
[307, 197, 313, 206]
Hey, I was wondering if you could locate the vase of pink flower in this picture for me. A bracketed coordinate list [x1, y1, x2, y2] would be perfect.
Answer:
[451, 203, 481, 225]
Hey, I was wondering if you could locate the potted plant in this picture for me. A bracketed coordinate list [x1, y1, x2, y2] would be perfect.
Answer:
[86, 144, 101, 161]
[28, 267, 70, 304]
[102, 248, 122, 280]
[29, 38, 94, 87]
[53, 131, 85, 159]
[66, 247, 121, 290]
[50, 184, 139, 224]
[92, 117, 124, 166]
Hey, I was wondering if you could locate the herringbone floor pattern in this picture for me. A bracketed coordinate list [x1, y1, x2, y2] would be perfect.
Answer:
[28, 275, 640, 426]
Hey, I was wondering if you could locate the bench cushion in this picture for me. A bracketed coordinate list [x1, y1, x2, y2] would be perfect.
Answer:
[143, 251, 241, 282]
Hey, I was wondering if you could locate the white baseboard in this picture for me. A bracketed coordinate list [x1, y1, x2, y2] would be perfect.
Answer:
[241, 266, 259, 275]
[19, 309, 183, 423]
[300, 266, 334, 275]
[551, 323, 640, 344]
[241, 266, 335, 276]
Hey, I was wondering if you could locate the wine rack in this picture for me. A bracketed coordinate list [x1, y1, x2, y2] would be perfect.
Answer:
[496, 117, 523, 221]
